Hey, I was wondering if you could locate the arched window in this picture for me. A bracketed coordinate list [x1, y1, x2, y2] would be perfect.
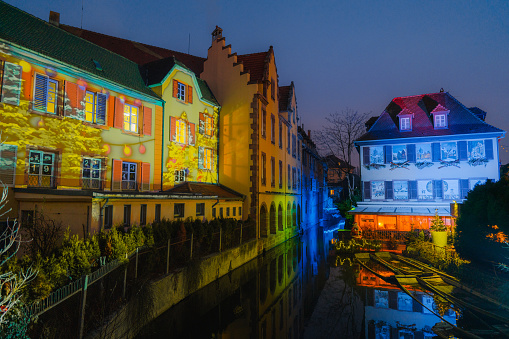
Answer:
[278, 203, 283, 231]
[260, 204, 268, 238]
[270, 203, 276, 234]
[287, 203, 292, 228]
[292, 202, 297, 227]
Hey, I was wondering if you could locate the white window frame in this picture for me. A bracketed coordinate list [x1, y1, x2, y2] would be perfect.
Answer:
[84, 91, 107, 125]
[82, 157, 102, 189]
[28, 150, 55, 187]
[400, 116, 411, 131]
[121, 161, 137, 190]
[176, 119, 187, 144]
[177, 82, 186, 101]
[203, 148, 213, 170]
[174, 169, 186, 183]
[123, 103, 138, 133]
[434, 113, 447, 128]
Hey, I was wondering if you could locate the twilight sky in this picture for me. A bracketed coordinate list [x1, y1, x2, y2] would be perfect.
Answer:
[6, 0, 509, 163]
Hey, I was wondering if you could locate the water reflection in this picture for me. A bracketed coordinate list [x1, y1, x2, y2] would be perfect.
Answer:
[137, 227, 456, 339]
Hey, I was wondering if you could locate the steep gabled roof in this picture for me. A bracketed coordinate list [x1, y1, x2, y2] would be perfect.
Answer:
[0, 2, 158, 98]
[279, 85, 291, 112]
[237, 51, 269, 83]
[357, 92, 504, 142]
[59, 24, 206, 75]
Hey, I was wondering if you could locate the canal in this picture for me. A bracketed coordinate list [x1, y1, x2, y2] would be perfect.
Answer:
[137, 226, 455, 339]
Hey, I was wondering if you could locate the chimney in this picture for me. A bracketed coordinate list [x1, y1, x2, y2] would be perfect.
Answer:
[49, 11, 60, 27]
[307, 130, 311, 138]
[211, 26, 223, 42]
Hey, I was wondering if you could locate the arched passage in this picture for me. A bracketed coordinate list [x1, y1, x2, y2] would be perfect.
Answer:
[270, 203, 276, 234]
[292, 202, 297, 227]
[287, 203, 292, 228]
[260, 204, 268, 238]
[278, 203, 283, 231]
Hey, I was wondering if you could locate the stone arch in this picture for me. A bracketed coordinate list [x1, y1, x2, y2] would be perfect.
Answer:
[278, 203, 283, 231]
[287, 203, 292, 228]
[270, 203, 276, 234]
[260, 204, 268, 238]
[292, 202, 297, 227]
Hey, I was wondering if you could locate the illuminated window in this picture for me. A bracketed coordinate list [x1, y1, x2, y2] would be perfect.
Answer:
[121, 162, 137, 190]
[28, 150, 55, 187]
[434, 113, 447, 128]
[34, 73, 58, 114]
[176, 119, 187, 144]
[205, 115, 213, 137]
[82, 157, 102, 189]
[199, 147, 213, 170]
[174, 169, 186, 183]
[177, 82, 186, 101]
[123, 103, 138, 133]
[399, 116, 411, 131]
[84, 91, 107, 125]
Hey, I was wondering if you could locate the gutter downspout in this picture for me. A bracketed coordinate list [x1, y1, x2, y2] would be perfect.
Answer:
[160, 101, 165, 191]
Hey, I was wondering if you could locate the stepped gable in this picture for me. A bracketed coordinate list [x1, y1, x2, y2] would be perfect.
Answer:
[279, 85, 291, 112]
[357, 92, 504, 142]
[237, 50, 269, 83]
[59, 24, 206, 75]
[0, 2, 158, 98]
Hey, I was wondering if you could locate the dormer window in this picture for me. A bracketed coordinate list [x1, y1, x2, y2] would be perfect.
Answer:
[399, 116, 411, 131]
[434, 113, 447, 128]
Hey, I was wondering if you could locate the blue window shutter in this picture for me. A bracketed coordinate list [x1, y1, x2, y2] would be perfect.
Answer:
[433, 180, 442, 199]
[384, 145, 392, 164]
[484, 139, 494, 160]
[363, 181, 371, 200]
[363, 147, 370, 166]
[458, 141, 467, 161]
[96, 93, 107, 125]
[432, 143, 441, 162]
[34, 74, 48, 111]
[407, 144, 416, 163]
[460, 179, 469, 199]
[385, 181, 393, 199]
[409, 181, 417, 199]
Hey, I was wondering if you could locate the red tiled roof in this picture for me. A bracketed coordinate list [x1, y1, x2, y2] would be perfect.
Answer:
[59, 24, 206, 75]
[165, 182, 243, 200]
[278, 85, 291, 112]
[237, 51, 268, 83]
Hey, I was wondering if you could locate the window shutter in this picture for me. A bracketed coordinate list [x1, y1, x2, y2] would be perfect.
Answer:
[388, 291, 398, 309]
[363, 147, 370, 166]
[170, 116, 177, 142]
[77, 85, 86, 112]
[114, 97, 124, 129]
[96, 93, 107, 125]
[485, 139, 494, 160]
[198, 146, 204, 169]
[407, 144, 416, 163]
[433, 180, 443, 199]
[141, 162, 150, 191]
[363, 181, 371, 200]
[188, 122, 196, 145]
[384, 145, 392, 164]
[458, 141, 467, 161]
[385, 181, 393, 199]
[0, 144, 17, 186]
[409, 181, 417, 199]
[34, 74, 48, 111]
[199, 112, 205, 134]
[460, 179, 469, 199]
[107, 95, 115, 127]
[187, 85, 193, 103]
[172, 79, 178, 98]
[64, 81, 78, 116]
[1, 62, 22, 106]
[143, 106, 152, 136]
[432, 142, 441, 162]
[111, 159, 122, 191]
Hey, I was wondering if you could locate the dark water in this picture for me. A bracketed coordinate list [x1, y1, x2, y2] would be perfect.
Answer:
[137, 227, 452, 339]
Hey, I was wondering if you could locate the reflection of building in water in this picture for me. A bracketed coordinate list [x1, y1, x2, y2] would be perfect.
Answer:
[356, 267, 456, 338]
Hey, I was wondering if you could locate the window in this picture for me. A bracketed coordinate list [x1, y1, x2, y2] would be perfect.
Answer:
[28, 150, 55, 187]
[288, 165, 291, 189]
[416, 143, 432, 162]
[233, 207, 236, 216]
[82, 157, 102, 189]
[279, 160, 283, 189]
[212, 208, 216, 218]
[174, 169, 186, 183]
[399, 116, 411, 131]
[176, 119, 187, 144]
[34, 73, 58, 114]
[123, 103, 138, 133]
[292, 168, 296, 189]
[239, 207, 242, 217]
[199, 147, 213, 170]
[271, 114, 275, 144]
[371, 181, 385, 200]
[104, 205, 113, 229]
[123, 205, 131, 227]
[271, 78, 276, 100]
[0, 61, 22, 106]
[261, 109, 266, 138]
[440, 142, 457, 161]
[434, 113, 447, 128]
[271, 157, 275, 187]
[417, 180, 433, 200]
[177, 82, 186, 101]
[392, 145, 407, 163]
[155, 204, 161, 223]
[279, 120, 283, 148]
[261, 152, 266, 186]
[122, 162, 137, 190]
[84, 91, 107, 125]
[393, 181, 408, 200]
[443, 180, 459, 200]
[226, 207, 230, 217]
[199, 112, 214, 137]
[140, 204, 147, 226]
[297, 141, 300, 160]
[287, 129, 291, 154]
[468, 140, 485, 160]
[196, 203, 205, 216]
[174, 203, 185, 218]
[0, 144, 17, 186]
[369, 146, 384, 165]
[220, 207, 223, 218]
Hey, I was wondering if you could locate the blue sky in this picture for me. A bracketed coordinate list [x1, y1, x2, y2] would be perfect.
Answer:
[6, 0, 509, 162]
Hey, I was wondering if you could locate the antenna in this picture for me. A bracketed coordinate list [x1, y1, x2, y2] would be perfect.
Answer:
[188, 33, 191, 54]
[81, 0, 84, 29]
